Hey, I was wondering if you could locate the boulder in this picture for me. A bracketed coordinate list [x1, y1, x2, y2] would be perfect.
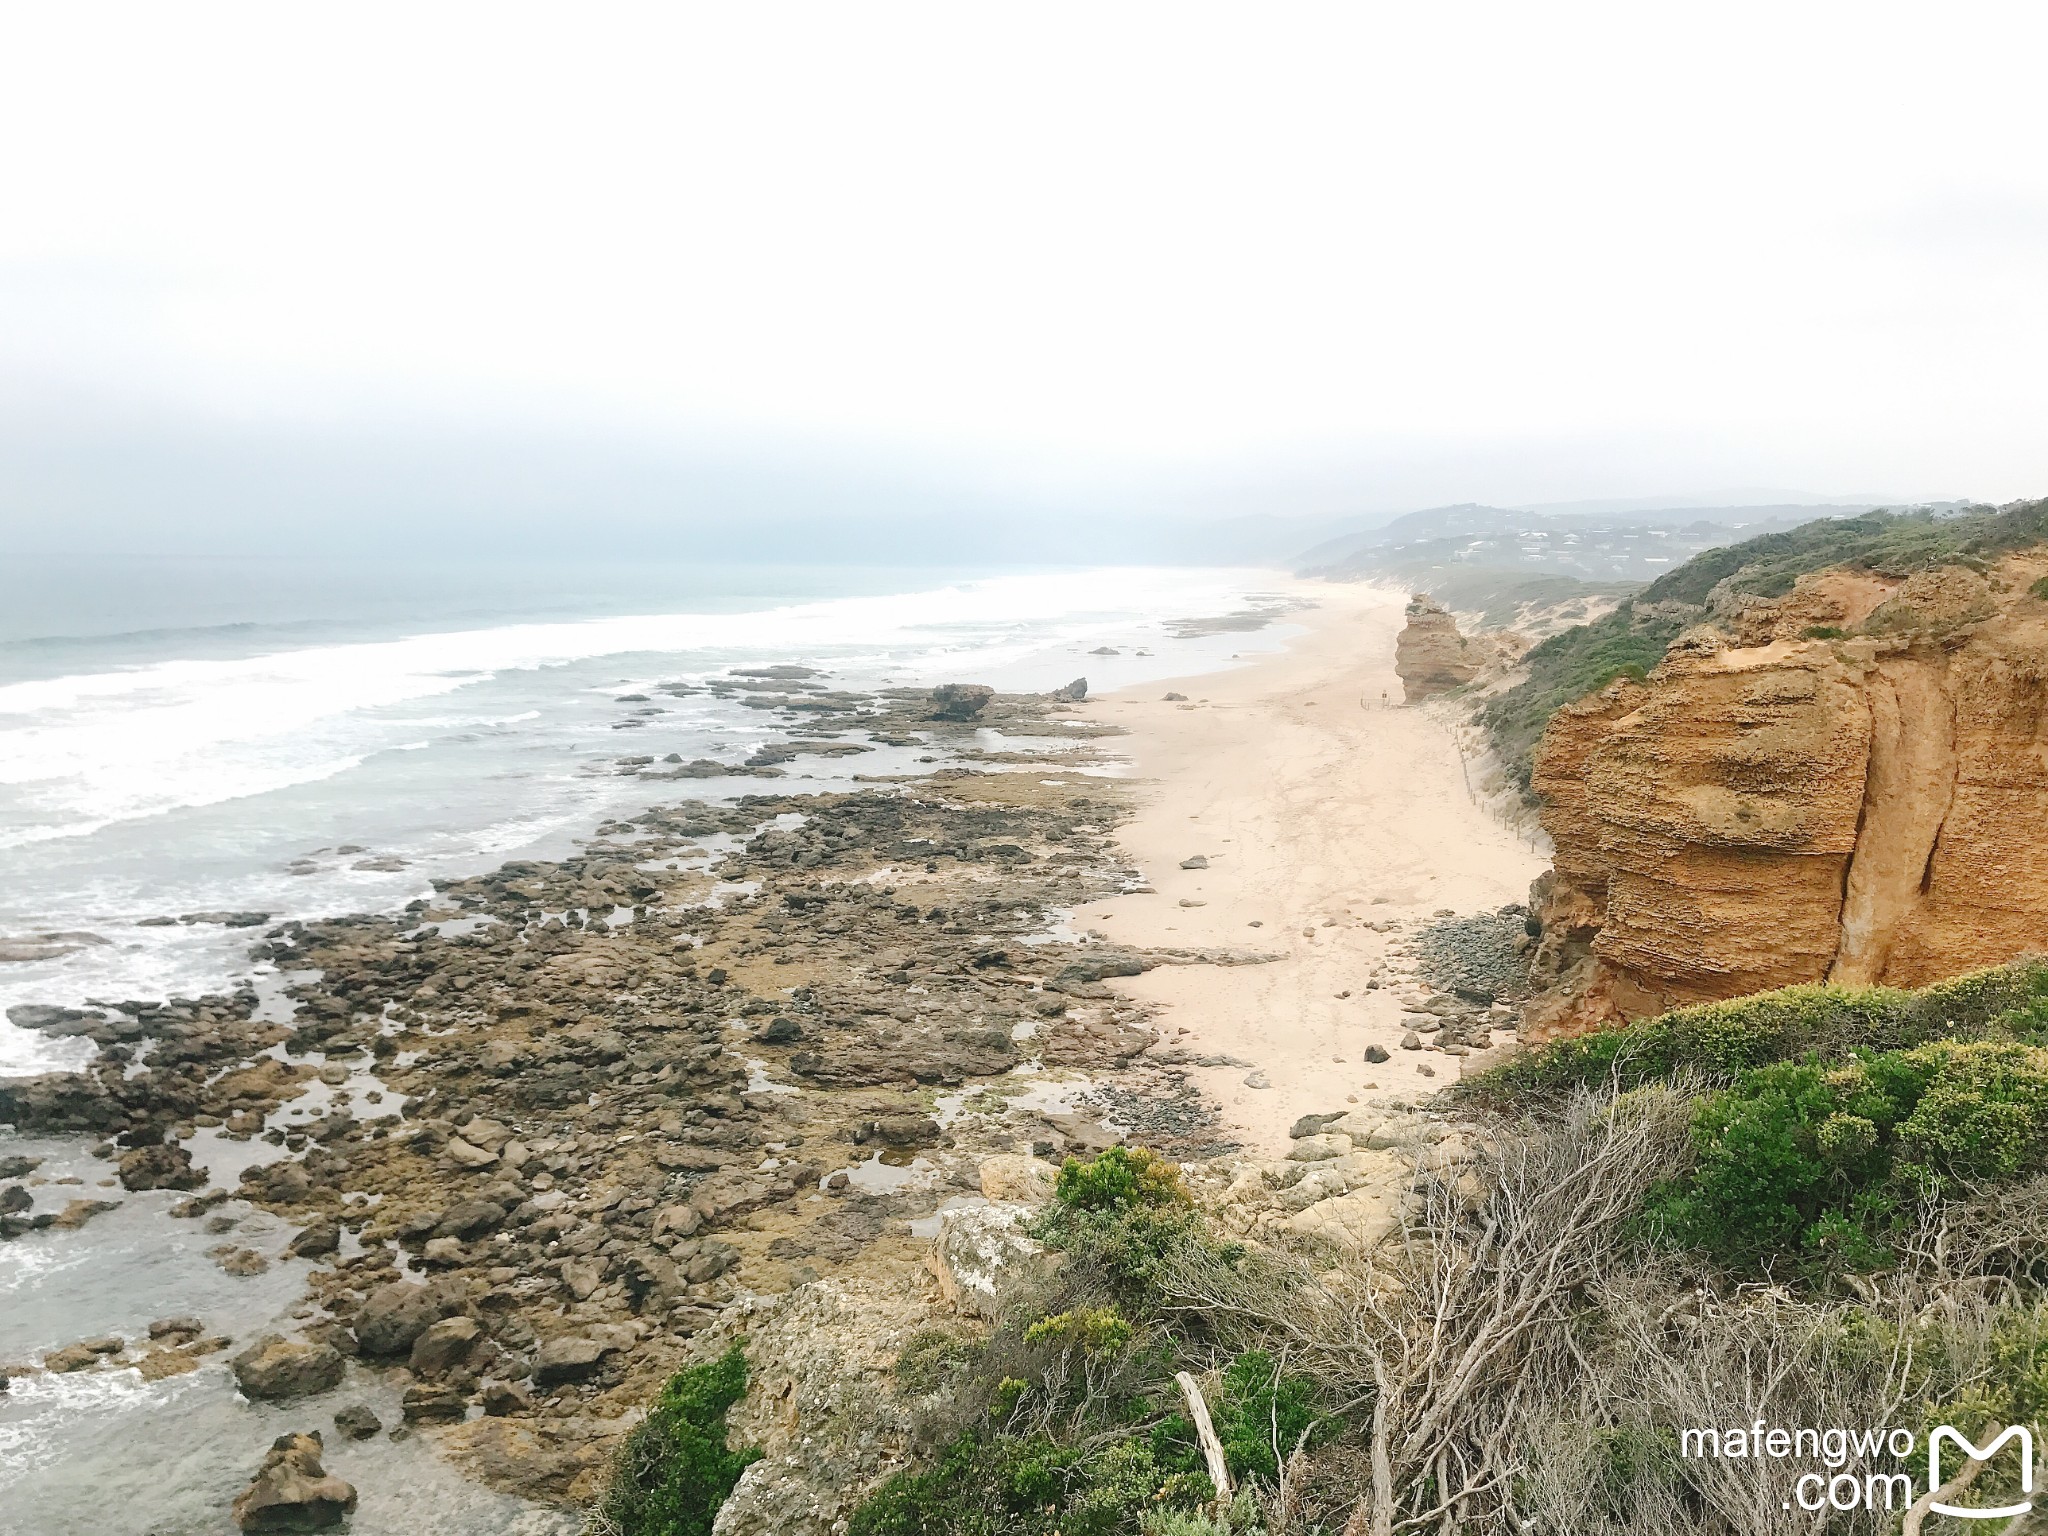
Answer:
[924, 1203, 1050, 1320]
[286, 1221, 340, 1259]
[351, 1281, 439, 1357]
[532, 1335, 610, 1387]
[976, 1154, 1056, 1206]
[409, 1315, 484, 1377]
[332, 1403, 383, 1440]
[231, 1432, 357, 1533]
[401, 1381, 470, 1422]
[457, 1117, 514, 1152]
[117, 1146, 205, 1187]
[1288, 1112, 1347, 1139]
[481, 1379, 535, 1416]
[231, 1335, 346, 1401]
[927, 683, 995, 722]
[445, 1138, 498, 1170]
[1049, 677, 1088, 702]
[0, 1072, 122, 1135]
[1285, 1186, 1401, 1253]
[1287, 1133, 1354, 1162]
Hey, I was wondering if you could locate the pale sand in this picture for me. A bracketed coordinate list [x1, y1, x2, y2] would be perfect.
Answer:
[1075, 578, 1545, 1156]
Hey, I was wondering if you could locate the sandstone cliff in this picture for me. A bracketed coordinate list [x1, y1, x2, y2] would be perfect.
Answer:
[1526, 550, 2048, 1039]
[1394, 594, 1482, 702]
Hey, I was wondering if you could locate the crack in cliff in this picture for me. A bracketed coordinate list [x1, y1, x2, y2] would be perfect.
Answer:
[1917, 683, 1964, 897]
[1826, 662, 1960, 987]
[1826, 684, 1881, 979]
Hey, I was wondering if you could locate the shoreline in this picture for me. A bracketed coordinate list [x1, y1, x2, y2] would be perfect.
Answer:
[1080, 579, 1547, 1154]
[0, 579, 1544, 1531]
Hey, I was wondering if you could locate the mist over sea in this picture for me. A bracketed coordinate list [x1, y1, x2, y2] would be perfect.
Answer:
[0, 561, 1291, 1076]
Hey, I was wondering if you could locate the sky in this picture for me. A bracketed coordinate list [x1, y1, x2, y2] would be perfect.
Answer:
[3, 1, 2047, 551]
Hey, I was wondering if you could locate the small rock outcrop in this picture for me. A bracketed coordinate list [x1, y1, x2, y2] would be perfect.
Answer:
[350, 1281, 439, 1357]
[1050, 677, 1088, 702]
[1526, 553, 2048, 1038]
[231, 1335, 347, 1401]
[924, 1203, 1050, 1320]
[1393, 595, 1480, 702]
[711, 1278, 972, 1536]
[231, 1432, 357, 1532]
[927, 683, 995, 721]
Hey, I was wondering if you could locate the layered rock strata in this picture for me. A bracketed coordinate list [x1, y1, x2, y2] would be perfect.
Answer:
[1527, 554, 2048, 1038]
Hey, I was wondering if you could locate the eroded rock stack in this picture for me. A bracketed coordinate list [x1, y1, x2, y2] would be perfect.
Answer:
[1393, 595, 1480, 702]
[1526, 553, 2048, 1038]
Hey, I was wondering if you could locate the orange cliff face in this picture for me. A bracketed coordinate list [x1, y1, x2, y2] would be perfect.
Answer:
[1524, 556, 2048, 1040]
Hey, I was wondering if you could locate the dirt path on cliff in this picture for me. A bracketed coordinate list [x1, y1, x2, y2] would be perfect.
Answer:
[1077, 579, 1547, 1156]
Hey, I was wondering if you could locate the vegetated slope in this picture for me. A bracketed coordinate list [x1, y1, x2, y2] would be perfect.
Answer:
[1479, 500, 2048, 791]
[636, 963, 2048, 1535]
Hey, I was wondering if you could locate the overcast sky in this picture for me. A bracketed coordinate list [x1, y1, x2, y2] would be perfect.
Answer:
[4, 1, 2046, 532]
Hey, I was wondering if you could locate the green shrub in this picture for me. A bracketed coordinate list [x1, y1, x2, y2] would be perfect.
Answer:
[1140, 1491, 1264, 1536]
[847, 1429, 1213, 1536]
[1024, 1306, 1135, 1355]
[1642, 1041, 2048, 1272]
[1801, 624, 1849, 639]
[1054, 1146, 1190, 1212]
[1464, 960, 2048, 1106]
[1913, 1303, 2048, 1513]
[1150, 1351, 1328, 1485]
[597, 1347, 761, 1536]
[893, 1328, 980, 1396]
[1040, 1147, 1213, 1303]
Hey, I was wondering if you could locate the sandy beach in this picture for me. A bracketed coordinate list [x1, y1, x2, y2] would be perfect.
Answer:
[1078, 579, 1546, 1155]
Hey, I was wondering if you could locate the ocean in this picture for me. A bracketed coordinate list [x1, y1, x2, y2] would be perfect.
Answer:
[0, 558, 1292, 1533]
[0, 560, 1292, 1075]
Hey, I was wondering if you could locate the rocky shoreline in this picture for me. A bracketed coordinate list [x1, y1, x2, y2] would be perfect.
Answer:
[1, 657, 1537, 1531]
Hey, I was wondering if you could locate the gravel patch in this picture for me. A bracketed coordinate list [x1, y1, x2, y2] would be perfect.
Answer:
[1410, 905, 1534, 1004]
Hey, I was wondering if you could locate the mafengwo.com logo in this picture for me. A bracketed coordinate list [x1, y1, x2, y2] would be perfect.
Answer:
[1677, 1420, 2034, 1517]
[1928, 1426, 2034, 1520]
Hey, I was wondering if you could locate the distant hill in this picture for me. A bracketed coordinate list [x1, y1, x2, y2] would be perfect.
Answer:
[1293, 500, 1906, 624]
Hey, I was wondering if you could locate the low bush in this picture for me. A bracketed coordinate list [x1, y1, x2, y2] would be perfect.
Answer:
[848, 1426, 1218, 1536]
[1053, 1145, 1190, 1212]
[595, 1347, 761, 1536]
[1463, 959, 2048, 1106]
[847, 1147, 1330, 1536]
[1152, 1350, 1328, 1484]
[1643, 1040, 2048, 1272]
[1039, 1147, 1212, 1304]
